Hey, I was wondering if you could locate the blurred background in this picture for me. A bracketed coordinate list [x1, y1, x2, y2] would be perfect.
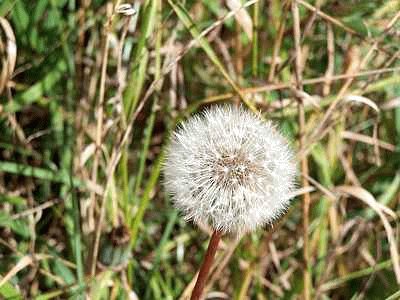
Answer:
[0, 0, 399, 299]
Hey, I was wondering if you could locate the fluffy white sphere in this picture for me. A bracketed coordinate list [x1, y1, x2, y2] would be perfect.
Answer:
[163, 105, 296, 235]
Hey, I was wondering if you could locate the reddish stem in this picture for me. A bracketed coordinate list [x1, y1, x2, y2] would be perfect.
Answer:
[191, 230, 222, 300]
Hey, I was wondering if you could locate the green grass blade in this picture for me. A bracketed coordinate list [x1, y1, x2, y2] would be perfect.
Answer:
[145, 209, 178, 299]
[0, 277, 23, 299]
[168, 0, 257, 112]
[320, 260, 392, 292]
[123, 0, 157, 120]
[365, 172, 400, 219]
[385, 290, 400, 300]
[4, 60, 67, 113]
[132, 99, 158, 204]
[0, 161, 82, 187]
[130, 150, 164, 248]
[0, 0, 16, 17]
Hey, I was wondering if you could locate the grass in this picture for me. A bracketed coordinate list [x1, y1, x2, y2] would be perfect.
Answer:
[0, 0, 400, 299]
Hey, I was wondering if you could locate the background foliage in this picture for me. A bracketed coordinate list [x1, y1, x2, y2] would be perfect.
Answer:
[0, 0, 400, 299]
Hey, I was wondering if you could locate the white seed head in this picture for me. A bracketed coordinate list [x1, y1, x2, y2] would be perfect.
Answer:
[163, 105, 296, 235]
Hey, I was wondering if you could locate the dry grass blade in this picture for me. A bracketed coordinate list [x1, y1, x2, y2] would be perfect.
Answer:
[124, 0, 259, 132]
[288, 186, 316, 198]
[11, 199, 58, 219]
[225, 0, 253, 39]
[291, 1, 312, 299]
[89, 2, 116, 276]
[0, 16, 16, 94]
[336, 186, 400, 283]
[323, 23, 334, 96]
[344, 95, 380, 113]
[193, 67, 400, 114]
[381, 97, 400, 110]
[0, 254, 49, 287]
[341, 131, 396, 152]
[296, 0, 358, 34]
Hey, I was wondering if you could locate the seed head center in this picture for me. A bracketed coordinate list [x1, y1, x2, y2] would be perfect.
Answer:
[215, 153, 256, 186]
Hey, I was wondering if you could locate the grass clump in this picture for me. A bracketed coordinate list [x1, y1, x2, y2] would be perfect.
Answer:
[0, 0, 400, 299]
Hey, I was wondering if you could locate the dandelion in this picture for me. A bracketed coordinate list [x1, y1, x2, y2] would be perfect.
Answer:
[164, 105, 296, 234]
[163, 105, 296, 299]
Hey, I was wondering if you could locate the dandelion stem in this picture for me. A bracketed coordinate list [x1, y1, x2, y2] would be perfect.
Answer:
[191, 230, 222, 300]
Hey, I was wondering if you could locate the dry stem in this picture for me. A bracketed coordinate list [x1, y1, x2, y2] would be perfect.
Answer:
[291, 1, 312, 299]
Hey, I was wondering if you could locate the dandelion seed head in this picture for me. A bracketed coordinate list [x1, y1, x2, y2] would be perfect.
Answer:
[163, 105, 296, 235]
